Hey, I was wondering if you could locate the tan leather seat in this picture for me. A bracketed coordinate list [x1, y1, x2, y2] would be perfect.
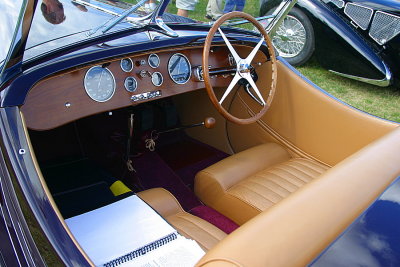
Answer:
[195, 143, 329, 225]
[137, 188, 227, 251]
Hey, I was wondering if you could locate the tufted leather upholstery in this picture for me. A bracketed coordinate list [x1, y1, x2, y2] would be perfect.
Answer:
[137, 188, 226, 251]
[195, 143, 329, 225]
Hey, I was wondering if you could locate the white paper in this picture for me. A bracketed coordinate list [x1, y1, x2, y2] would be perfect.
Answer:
[65, 195, 177, 266]
[120, 236, 205, 267]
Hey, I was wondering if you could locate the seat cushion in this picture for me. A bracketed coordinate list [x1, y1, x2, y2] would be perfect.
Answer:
[137, 188, 226, 251]
[195, 143, 329, 225]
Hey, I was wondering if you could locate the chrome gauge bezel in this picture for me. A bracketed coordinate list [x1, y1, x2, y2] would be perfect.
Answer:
[120, 58, 134, 72]
[124, 76, 138, 92]
[167, 53, 192, 85]
[148, 54, 160, 68]
[84, 66, 116, 103]
[151, 72, 163, 87]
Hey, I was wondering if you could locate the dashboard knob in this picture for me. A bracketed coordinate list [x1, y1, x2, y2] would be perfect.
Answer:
[204, 117, 216, 129]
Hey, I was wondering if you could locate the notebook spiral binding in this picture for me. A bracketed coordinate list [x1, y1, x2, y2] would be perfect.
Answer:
[103, 232, 178, 267]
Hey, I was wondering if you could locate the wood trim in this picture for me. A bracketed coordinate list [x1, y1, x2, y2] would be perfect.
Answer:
[22, 47, 232, 130]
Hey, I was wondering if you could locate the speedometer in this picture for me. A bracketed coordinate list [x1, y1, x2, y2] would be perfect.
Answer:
[168, 53, 191, 84]
[84, 66, 116, 102]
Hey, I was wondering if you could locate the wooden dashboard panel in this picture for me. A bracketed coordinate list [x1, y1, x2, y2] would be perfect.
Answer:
[22, 47, 232, 130]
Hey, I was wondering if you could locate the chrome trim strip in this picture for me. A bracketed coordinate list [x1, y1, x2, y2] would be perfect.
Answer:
[344, 3, 373, 30]
[329, 67, 392, 87]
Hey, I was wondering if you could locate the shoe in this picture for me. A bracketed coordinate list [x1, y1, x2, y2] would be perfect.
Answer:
[205, 14, 213, 20]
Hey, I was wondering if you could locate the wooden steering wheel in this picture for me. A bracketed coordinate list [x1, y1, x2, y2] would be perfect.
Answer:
[202, 12, 277, 125]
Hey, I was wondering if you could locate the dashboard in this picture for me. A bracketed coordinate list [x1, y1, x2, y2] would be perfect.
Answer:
[22, 46, 235, 130]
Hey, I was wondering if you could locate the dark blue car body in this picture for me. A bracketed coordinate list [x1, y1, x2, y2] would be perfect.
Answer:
[260, 0, 400, 86]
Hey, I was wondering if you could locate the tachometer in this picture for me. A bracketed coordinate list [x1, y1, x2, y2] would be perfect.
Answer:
[168, 53, 191, 84]
[84, 66, 116, 102]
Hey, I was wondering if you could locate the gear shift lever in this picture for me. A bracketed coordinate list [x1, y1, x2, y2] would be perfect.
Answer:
[158, 117, 216, 134]
[144, 117, 216, 151]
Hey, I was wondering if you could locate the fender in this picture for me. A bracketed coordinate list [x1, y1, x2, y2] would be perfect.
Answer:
[260, 0, 392, 86]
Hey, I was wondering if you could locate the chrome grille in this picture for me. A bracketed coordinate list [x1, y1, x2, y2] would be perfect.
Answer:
[322, 0, 344, 9]
[344, 3, 373, 30]
[369, 11, 400, 45]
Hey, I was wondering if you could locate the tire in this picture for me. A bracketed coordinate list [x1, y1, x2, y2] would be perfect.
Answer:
[271, 7, 314, 66]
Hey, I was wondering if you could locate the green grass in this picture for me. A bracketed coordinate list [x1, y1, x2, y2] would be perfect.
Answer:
[297, 58, 400, 122]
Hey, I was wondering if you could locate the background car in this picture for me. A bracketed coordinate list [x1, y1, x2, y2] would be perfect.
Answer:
[260, 0, 400, 87]
[1, 0, 400, 266]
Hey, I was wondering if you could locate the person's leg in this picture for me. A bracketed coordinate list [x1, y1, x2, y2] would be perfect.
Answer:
[223, 0, 235, 13]
[209, 0, 223, 19]
[235, 0, 245, 11]
[176, 0, 196, 17]
[177, 8, 189, 17]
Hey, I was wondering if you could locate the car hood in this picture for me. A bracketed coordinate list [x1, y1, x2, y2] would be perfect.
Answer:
[0, 0, 166, 85]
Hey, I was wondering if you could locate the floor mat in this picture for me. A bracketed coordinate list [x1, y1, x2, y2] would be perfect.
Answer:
[156, 135, 228, 190]
[132, 152, 201, 211]
[190, 205, 239, 234]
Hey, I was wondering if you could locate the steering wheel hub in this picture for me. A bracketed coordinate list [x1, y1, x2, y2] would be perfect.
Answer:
[238, 59, 251, 76]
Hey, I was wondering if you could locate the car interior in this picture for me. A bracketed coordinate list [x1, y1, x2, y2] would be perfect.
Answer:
[20, 38, 400, 264]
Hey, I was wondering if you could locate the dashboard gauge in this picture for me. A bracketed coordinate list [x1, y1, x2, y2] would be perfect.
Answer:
[120, 58, 133, 72]
[148, 54, 160, 68]
[84, 66, 115, 102]
[151, 72, 163, 87]
[124, 77, 137, 92]
[168, 53, 191, 84]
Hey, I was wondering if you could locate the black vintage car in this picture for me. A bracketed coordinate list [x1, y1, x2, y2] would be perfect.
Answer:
[1, 0, 400, 266]
[260, 0, 400, 87]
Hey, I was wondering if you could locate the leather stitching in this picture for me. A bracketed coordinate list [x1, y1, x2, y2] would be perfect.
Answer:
[225, 192, 263, 212]
[231, 183, 279, 205]
[266, 171, 303, 189]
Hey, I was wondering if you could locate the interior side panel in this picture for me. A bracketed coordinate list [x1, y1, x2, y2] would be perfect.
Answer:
[173, 89, 234, 155]
[228, 61, 398, 166]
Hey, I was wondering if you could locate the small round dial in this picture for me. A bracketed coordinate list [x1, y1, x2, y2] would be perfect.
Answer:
[151, 72, 163, 87]
[120, 58, 133, 72]
[148, 54, 160, 68]
[168, 53, 191, 84]
[124, 77, 137, 92]
[84, 66, 115, 102]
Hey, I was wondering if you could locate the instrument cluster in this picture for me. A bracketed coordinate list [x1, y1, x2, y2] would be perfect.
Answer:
[83, 52, 192, 103]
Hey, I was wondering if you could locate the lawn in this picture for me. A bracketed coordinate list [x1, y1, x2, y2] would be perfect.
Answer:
[166, 0, 400, 122]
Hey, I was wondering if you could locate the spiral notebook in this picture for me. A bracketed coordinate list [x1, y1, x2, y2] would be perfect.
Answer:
[65, 195, 204, 266]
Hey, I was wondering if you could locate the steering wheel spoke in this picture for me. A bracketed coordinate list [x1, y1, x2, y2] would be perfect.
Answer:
[218, 28, 241, 64]
[246, 37, 264, 63]
[245, 74, 266, 106]
[219, 73, 241, 105]
[203, 11, 277, 125]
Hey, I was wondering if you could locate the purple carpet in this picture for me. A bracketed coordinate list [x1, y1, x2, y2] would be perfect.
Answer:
[132, 152, 201, 211]
[190, 205, 239, 234]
